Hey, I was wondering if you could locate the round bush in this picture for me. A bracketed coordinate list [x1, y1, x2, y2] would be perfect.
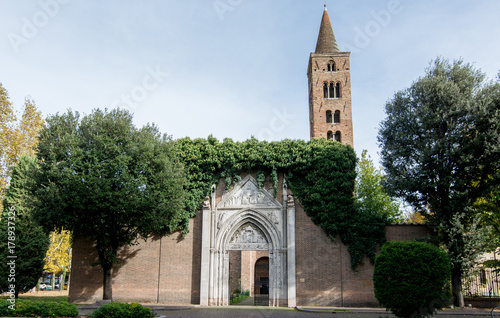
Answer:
[89, 302, 154, 318]
[373, 241, 451, 318]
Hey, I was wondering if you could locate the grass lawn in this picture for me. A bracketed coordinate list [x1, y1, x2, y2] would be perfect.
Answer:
[0, 290, 68, 303]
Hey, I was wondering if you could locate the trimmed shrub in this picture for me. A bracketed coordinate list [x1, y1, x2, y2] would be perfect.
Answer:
[0, 299, 78, 317]
[89, 302, 154, 318]
[373, 241, 451, 318]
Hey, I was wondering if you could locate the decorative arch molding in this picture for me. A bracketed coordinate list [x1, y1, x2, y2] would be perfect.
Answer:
[217, 209, 282, 252]
[199, 175, 297, 307]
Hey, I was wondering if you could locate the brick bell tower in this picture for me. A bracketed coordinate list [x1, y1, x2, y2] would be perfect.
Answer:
[308, 5, 353, 147]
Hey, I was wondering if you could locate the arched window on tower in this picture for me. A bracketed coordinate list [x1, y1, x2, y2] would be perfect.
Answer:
[329, 83, 335, 98]
[324, 82, 341, 99]
[335, 131, 342, 142]
[326, 111, 332, 123]
[334, 110, 340, 123]
[327, 131, 333, 141]
[335, 83, 341, 98]
[327, 60, 336, 72]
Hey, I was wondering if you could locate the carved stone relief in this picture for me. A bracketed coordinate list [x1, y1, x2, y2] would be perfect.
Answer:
[217, 176, 281, 209]
[228, 222, 269, 250]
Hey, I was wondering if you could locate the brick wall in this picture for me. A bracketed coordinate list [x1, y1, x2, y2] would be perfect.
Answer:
[69, 173, 432, 307]
[229, 251, 241, 294]
[308, 53, 353, 147]
[68, 215, 201, 304]
[294, 202, 433, 307]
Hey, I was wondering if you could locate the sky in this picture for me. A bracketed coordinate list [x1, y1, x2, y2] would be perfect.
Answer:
[1, 0, 499, 167]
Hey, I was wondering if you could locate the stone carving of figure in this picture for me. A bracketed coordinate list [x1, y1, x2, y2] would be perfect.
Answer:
[203, 196, 210, 208]
[248, 230, 254, 243]
[241, 193, 248, 205]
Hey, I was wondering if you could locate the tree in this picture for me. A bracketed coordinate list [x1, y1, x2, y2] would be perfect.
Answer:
[0, 83, 44, 201]
[355, 150, 402, 222]
[0, 155, 50, 298]
[34, 109, 188, 300]
[378, 58, 500, 307]
[44, 230, 72, 291]
[473, 182, 500, 252]
[373, 241, 451, 318]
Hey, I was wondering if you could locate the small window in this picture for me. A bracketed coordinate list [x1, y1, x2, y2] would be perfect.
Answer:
[335, 131, 341, 142]
[326, 111, 332, 123]
[327, 131, 333, 141]
[323, 83, 328, 98]
[334, 110, 340, 123]
[329, 83, 335, 98]
[335, 83, 341, 98]
[327, 60, 335, 72]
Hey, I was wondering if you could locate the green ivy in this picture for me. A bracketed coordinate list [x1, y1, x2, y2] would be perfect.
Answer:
[175, 136, 388, 268]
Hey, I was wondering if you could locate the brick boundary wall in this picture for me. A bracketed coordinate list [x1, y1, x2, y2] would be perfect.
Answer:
[69, 174, 432, 306]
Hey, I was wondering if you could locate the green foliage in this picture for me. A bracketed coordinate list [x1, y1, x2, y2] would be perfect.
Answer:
[355, 150, 402, 222]
[0, 155, 49, 297]
[474, 184, 500, 252]
[33, 109, 188, 299]
[176, 136, 386, 268]
[89, 302, 154, 318]
[378, 58, 500, 305]
[0, 299, 78, 317]
[230, 294, 249, 305]
[0, 82, 44, 202]
[373, 241, 451, 318]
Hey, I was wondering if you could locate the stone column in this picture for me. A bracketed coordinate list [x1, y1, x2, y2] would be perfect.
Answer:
[287, 194, 297, 307]
[199, 197, 211, 306]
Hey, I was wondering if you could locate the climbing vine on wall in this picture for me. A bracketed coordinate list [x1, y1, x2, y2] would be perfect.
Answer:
[175, 136, 388, 269]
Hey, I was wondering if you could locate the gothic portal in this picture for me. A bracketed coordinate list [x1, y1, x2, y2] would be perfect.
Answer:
[199, 176, 297, 307]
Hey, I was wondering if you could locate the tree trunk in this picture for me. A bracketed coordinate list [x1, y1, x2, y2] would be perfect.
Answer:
[60, 271, 67, 292]
[451, 268, 464, 307]
[51, 272, 56, 290]
[102, 264, 113, 300]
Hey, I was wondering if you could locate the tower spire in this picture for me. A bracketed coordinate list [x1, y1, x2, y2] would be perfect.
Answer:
[314, 6, 340, 53]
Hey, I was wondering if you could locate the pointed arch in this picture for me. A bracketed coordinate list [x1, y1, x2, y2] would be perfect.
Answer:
[217, 209, 282, 251]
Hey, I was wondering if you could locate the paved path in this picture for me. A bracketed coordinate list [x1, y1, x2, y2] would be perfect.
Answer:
[237, 296, 255, 306]
[77, 304, 494, 318]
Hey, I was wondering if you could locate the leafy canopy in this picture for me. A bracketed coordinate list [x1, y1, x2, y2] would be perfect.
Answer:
[33, 109, 188, 299]
[378, 58, 500, 306]
[0, 155, 49, 297]
[44, 230, 72, 276]
[355, 150, 402, 222]
[0, 83, 44, 201]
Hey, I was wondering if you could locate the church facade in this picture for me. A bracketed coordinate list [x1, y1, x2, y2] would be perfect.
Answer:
[68, 7, 430, 307]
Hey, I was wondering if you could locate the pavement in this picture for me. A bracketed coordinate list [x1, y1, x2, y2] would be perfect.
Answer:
[76, 302, 496, 318]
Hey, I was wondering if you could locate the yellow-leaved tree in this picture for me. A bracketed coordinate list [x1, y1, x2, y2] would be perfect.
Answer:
[0, 82, 44, 201]
[44, 230, 72, 291]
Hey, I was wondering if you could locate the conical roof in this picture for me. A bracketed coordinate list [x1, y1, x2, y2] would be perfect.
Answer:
[315, 7, 340, 53]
